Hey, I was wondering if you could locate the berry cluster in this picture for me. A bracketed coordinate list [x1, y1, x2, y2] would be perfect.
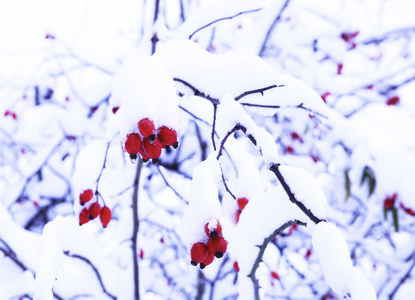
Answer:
[235, 197, 249, 223]
[124, 118, 178, 164]
[78, 189, 112, 228]
[190, 219, 228, 269]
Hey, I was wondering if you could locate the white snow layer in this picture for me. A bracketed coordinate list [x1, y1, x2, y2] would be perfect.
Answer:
[154, 39, 328, 116]
[312, 222, 377, 300]
[217, 94, 280, 167]
[181, 153, 223, 246]
[235, 186, 305, 300]
[110, 54, 179, 139]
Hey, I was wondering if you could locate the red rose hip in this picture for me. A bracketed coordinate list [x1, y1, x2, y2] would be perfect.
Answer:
[204, 220, 222, 239]
[88, 202, 102, 220]
[157, 126, 178, 149]
[100, 206, 112, 228]
[79, 208, 90, 225]
[79, 189, 94, 205]
[125, 133, 142, 159]
[143, 137, 162, 163]
[138, 118, 156, 142]
[208, 236, 228, 258]
[237, 197, 249, 210]
[190, 242, 209, 266]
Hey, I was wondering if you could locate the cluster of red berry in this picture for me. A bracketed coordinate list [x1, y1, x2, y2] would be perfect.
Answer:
[78, 189, 111, 228]
[235, 197, 249, 223]
[190, 220, 228, 269]
[124, 118, 178, 164]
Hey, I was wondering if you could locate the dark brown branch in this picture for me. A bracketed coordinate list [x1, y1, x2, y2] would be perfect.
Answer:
[259, 0, 291, 56]
[132, 158, 143, 300]
[249, 220, 306, 300]
[269, 164, 325, 224]
[234, 84, 283, 101]
[388, 254, 415, 299]
[174, 78, 219, 104]
[189, 8, 263, 39]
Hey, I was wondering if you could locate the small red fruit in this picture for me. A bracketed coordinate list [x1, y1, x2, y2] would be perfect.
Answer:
[140, 249, 144, 259]
[321, 92, 331, 102]
[305, 248, 312, 259]
[386, 96, 400, 106]
[190, 242, 209, 266]
[233, 261, 240, 272]
[138, 145, 150, 162]
[235, 209, 242, 224]
[143, 137, 162, 163]
[337, 63, 343, 75]
[138, 118, 156, 141]
[79, 208, 89, 225]
[204, 220, 222, 238]
[157, 126, 178, 149]
[88, 202, 102, 220]
[100, 206, 112, 228]
[208, 236, 228, 258]
[285, 146, 294, 153]
[125, 133, 142, 160]
[384, 193, 397, 210]
[271, 271, 280, 280]
[112, 106, 119, 114]
[79, 189, 94, 205]
[200, 250, 215, 269]
[237, 197, 249, 210]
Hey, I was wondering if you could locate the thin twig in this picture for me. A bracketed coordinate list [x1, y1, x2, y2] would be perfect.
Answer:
[189, 8, 263, 39]
[259, 0, 291, 57]
[234, 85, 282, 101]
[64, 252, 116, 299]
[249, 220, 306, 300]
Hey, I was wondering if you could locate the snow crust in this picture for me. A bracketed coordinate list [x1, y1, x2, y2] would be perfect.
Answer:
[110, 55, 179, 139]
[234, 186, 305, 300]
[312, 222, 377, 300]
[181, 153, 223, 247]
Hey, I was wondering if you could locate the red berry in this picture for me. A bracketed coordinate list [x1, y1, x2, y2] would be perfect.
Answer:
[337, 63, 343, 75]
[190, 242, 209, 266]
[125, 133, 142, 159]
[112, 106, 119, 114]
[140, 249, 144, 259]
[386, 96, 400, 106]
[199, 250, 215, 269]
[100, 206, 112, 228]
[271, 271, 280, 280]
[204, 220, 222, 238]
[290, 132, 304, 143]
[285, 146, 294, 153]
[237, 197, 249, 210]
[79, 189, 94, 205]
[321, 92, 331, 102]
[208, 236, 228, 258]
[233, 261, 240, 272]
[305, 248, 312, 259]
[88, 202, 102, 220]
[138, 118, 156, 139]
[384, 193, 397, 210]
[235, 209, 242, 224]
[79, 208, 89, 225]
[143, 137, 162, 162]
[157, 126, 178, 149]
[138, 144, 150, 162]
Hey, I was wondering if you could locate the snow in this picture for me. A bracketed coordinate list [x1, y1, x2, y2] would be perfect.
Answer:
[181, 152, 223, 246]
[234, 186, 305, 300]
[111, 55, 179, 139]
[312, 222, 377, 300]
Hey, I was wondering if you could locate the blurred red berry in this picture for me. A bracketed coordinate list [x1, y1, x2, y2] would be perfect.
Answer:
[233, 261, 240, 272]
[138, 118, 156, 140]
[321, 92, 331, 102]
[235, 209, 242, 223]
[208, 236, 228, 258]
[143, 137, 162, 162]
[190, 242, 209, 266]
[125, 133, 142, 160]
[271, 271, 280, 280]
[79, 189, 94, 205]
[384, 194, 397, 210]
[79, 208, 89, 225]
[237, 197, 249, 210]
[88, 202, 102, 220]
[112, 106, 119, 114]
[204, 220, 222, 238]
[157, 126, 178, 149]
[386, 96, 400, 106]
[337, 63, 343, 75]
[200, 250, 215, 269]
[100, 206, 112, 228]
